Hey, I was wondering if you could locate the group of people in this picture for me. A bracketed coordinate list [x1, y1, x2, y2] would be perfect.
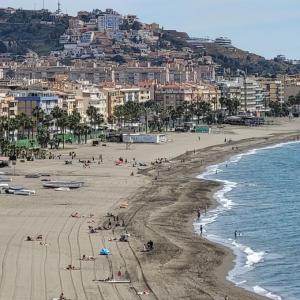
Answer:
[143, 240, 154, 252]
[81, 254, 95, 261]
[26, 234, 43, 242]
[151, 158, 169, 166]
[66, 264, 79, 270]
[224, 138, 233, 143]
[105, 215, 125, 230]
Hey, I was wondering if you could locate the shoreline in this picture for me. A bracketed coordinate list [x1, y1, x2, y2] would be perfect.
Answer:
[124, 131, 300, 300]
[196, 140, 300, 300]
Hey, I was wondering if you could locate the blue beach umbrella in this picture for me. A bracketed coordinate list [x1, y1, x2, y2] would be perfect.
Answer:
[100, 248, 110, 255]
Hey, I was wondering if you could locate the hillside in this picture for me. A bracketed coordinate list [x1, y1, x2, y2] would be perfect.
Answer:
[0, 9, 69, 55]
[0, 8, 299, 76]
[200, 43, 300, 75]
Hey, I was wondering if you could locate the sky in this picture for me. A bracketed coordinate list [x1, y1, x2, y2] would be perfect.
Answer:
[4, 0, 300, 59]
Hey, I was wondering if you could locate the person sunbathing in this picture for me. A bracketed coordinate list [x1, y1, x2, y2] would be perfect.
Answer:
[70, 212, 79, 218]
[66, 264, 78, 270]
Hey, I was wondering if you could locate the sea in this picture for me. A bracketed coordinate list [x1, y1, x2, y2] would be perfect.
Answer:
[194, 141, 300, 300]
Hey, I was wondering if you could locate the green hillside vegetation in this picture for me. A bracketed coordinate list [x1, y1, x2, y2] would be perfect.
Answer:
[0, 9, 69, 55]
[200, 43, 300, 75]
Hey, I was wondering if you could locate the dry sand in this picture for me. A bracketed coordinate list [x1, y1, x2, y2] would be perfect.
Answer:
[0, 118, 299, 300]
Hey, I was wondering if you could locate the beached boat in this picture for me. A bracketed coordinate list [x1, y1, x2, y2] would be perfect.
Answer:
[0, 184, 9, 193]
[14, 189, 36, 196]
[0, 176, 12, 182]
[6, 186, 35, 196]
[43, 181, 84, 189]
[25, 174, 41, 178]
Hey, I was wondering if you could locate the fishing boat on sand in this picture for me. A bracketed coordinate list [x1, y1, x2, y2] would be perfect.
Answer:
[0, 176, 12, 182]
[6, 186, 36, 196]
[43, 181, 84, 189]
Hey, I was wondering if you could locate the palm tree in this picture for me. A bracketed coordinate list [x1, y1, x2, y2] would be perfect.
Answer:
[51, 106, 64, 133]
[193, 101, 212, 124]
[113, 105, 125, 127]
[68, 111, 81, 131]
[170, 109, 178, 128]
[176, 105, 185, 125]
[42, 114, 54, 130]
[15, 113, 26, 139]
[0, 117, 5, 140]
[94, 113, 104, 131]
[36, 126, 50, 149]
[86, 105, 98, 132]
[57, 111, 69, 149]
[68, 111, 81, 143]
[32, 106, 45, 134]
[4, 117, 18, 142]
[123, 102, 142, 124]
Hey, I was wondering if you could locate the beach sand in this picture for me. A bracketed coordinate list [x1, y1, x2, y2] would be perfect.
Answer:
[0, 118, 299, 300]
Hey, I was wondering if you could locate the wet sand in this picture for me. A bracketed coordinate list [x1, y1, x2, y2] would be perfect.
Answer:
[0, 118, 299, 300]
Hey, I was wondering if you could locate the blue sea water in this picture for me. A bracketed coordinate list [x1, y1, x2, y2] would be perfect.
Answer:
[194, 141, 300, 300]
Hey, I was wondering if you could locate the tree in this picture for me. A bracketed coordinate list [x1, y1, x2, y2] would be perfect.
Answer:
[113, 105, 125, 126]
[68, 111, 81, 134]
[57, 111, 69, 149]
[192, 101, 212, 124]
[36, 126, 50, 148]
[42, 114, 53, 129]
[86, 105, 98, 131]
[51, 106, 63, 133]
[107, 115, 115, 126]
[32, 106, 45, 137]
[111, 55, 126, 64]
[268, 101, 289, 117]
[170, 109, 178, 128]
[132, 21, 142, 31]
[94, 113, 104, 129]
[123, 101, 142, 124]
[219, 97, 240, 115]
[16, 113, 33, 139]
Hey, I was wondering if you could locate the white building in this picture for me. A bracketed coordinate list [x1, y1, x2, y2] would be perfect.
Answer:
[98, 9, 122, 32]
[214, 37, 233, 48]
[0, 69, 3, 80]
[82, 87, 108, 120]
[239, 77, 265, 113]
[120, 87, 141, 103]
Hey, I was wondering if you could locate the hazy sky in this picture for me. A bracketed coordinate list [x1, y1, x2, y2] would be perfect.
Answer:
[4, 0, 300, 59]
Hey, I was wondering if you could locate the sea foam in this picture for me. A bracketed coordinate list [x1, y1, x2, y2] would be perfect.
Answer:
[194, 140, 300, 300]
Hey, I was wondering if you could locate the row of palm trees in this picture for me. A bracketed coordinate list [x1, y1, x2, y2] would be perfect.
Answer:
[112, 100, 216, 131]
[0, 97, 239, 154]
[0, 105, 104, 153]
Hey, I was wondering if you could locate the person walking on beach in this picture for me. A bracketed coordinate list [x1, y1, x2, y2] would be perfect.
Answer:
[197, 209, 201, 219]
[234, 230, 238, 239]
[200, 225, 203, 235]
